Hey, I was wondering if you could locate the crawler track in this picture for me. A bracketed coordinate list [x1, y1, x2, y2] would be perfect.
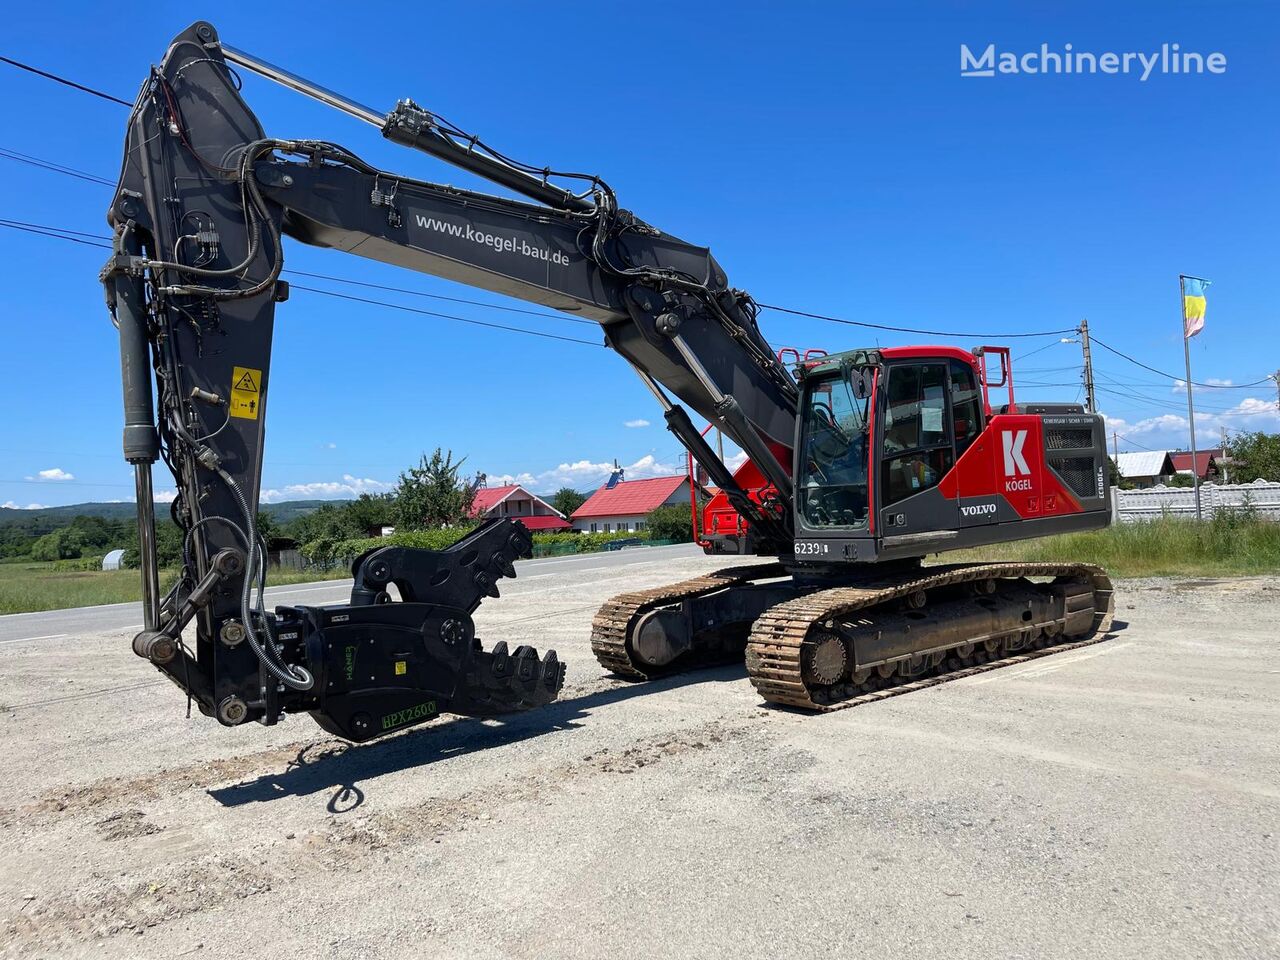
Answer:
[745, 562, 1114, 711]
[590, 562, 788, 678]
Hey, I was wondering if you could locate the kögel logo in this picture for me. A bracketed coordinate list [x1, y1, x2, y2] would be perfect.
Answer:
[961, 502, 997, 518]
[1002, 430, 1031, 477]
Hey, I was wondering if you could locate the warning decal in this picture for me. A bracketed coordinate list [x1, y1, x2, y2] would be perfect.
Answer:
[229, 366, 262, 420]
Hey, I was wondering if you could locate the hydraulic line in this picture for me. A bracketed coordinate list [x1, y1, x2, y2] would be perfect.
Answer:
[215, 466, 313, 691]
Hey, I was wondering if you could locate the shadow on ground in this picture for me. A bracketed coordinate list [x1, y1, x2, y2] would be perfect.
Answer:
[207, 665, 745, 810]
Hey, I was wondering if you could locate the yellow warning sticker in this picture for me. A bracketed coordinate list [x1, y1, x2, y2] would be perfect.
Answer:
[229, 366, 262, 420]
[394, 661, 407, 676]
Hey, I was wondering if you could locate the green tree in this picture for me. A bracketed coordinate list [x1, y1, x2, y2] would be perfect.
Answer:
[67, 515, 114, 550]
[1225, 431, 1280, 483]
[346, 493, 396, 533]
[549, 487, 587, 518]
[255, 510, 281, 546]
[393, 449, 475, 530]
[287, 502, 361, 545]
[30, 527, 86, 561]
[121, 519, 184, 568]
[645, 504, 694, 542]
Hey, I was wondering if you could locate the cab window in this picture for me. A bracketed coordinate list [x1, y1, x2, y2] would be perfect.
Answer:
[949, 359, 983, 458]
[798, 370, 871, 527]
[881, 363, 953, 506]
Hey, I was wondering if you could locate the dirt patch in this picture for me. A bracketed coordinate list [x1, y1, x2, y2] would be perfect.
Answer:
[318, 721, 751, 854]
[95, 809, 163, 842]
[4, 739, 334, 826]
[1, 855, 275, 957]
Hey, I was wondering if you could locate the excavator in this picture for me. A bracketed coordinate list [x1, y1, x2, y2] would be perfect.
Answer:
[104, 23, 1114, 742]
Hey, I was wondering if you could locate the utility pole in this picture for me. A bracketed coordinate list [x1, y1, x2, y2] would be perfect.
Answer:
[1079, 318, 1097, 413]
[1274, 369, 1280, 410]
[1220, 425, 1229, 484]
[1112, 430, 1119, 463]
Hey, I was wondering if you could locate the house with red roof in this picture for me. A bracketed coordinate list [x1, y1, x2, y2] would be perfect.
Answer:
[470, 484, 572, 532]
[570, 474, 692, 533]
[1170, 448, 1223, 482]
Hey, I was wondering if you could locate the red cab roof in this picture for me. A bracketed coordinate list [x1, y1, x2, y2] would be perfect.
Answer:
[572, 475, 687, 519]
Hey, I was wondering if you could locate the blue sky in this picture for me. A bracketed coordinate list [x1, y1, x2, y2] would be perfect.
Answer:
[1, 0, 1276, 507]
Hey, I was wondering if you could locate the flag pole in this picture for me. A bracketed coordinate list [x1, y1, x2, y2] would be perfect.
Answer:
[1180, 273, 1202, 521]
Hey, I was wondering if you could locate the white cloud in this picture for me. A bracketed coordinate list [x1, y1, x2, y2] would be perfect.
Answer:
[154, 489, 179, 503]
[1223, 397, 1278, 418]
[623, 419, 651, 428]
[485, 454, 684, 494]
[1099, 395, 1280, 451]
[26, 467, 74, 482]
[259, 474, 395, 503]
[723, 450, 749, 472]
[2, 501, 47, 510]
[325, 442, 338, 449]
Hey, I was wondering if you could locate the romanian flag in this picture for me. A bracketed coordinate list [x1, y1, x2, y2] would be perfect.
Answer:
[1182, 276, 1210, 338]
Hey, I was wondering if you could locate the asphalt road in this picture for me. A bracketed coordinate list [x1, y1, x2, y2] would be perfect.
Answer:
[0, 542, 704, 645]
[1, 556, 1276, 960]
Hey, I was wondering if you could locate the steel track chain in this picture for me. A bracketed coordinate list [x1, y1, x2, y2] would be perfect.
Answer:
[745, 562, 1115, 710]
[590, 562, 789, 678]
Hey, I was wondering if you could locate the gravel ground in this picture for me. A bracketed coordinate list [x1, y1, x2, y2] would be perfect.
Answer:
[1, 556, 1277, 960]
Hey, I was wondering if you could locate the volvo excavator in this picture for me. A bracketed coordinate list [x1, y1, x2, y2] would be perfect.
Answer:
[104, 23, 1114, 743]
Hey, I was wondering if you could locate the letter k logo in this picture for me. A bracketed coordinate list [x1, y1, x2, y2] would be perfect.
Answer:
[1002, 430, 1031, 476]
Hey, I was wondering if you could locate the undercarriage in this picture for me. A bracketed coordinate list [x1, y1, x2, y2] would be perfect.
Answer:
[591, 561, 1114, 709]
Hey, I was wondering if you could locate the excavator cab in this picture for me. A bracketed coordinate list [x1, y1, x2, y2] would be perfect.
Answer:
[790, 346, 1111, 563]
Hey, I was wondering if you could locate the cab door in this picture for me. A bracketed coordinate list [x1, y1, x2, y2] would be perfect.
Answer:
[877, 362, 958, 537]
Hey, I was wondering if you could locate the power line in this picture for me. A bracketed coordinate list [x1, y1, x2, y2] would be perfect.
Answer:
[0, 218, 111, 249]
[1094, 376, 1266, 414]
[757, 302, 1078, 339]
[283, 269, 595, 325]
[1014, 336, 1079, 362]
[1096, 384, 1276, 419]
[0, 212, 595, 328]
[0, 220, 605, 347]
[1112, 431, 1157, 452]
[1091, 335, 1275, 389]
[289, 284, 603, 347]
[0, 147, 115, 186]
[0, 55, 132, 107]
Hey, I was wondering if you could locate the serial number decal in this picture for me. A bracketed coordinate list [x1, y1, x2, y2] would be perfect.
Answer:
[382, 700, 437, 731]
[794, 541, 831, 556]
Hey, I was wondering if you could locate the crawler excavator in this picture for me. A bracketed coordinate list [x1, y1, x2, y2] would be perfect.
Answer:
[104, 23, 1113, 742]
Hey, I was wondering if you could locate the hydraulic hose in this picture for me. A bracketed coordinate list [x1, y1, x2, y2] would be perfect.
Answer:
[216, 466, 314, 691]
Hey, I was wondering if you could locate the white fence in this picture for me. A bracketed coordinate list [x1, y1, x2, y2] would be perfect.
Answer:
[1113, 479, 1280, 523]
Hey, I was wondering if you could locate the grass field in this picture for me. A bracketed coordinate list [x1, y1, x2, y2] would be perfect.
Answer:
[2, 516, 1278, 614]
[952, 514, 1280, 578]
[0, 562, 331, 615]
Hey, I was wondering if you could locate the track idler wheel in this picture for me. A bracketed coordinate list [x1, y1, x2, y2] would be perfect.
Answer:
[803, 632, 848, 687]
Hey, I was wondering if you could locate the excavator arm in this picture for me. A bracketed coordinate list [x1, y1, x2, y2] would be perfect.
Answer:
[103, 22, 799, 740]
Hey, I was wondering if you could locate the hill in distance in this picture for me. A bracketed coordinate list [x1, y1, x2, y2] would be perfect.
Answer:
[0, 499, 343, 532]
